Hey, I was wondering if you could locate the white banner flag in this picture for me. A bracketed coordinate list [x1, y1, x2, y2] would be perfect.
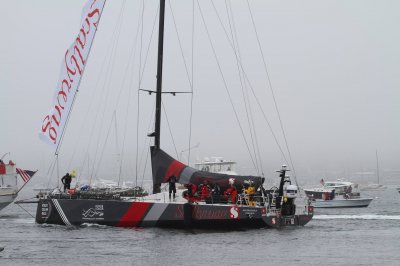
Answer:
[39, 0, 106, 149]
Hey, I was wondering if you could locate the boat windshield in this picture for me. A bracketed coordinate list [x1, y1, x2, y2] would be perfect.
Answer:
[195, 159, 236, 174]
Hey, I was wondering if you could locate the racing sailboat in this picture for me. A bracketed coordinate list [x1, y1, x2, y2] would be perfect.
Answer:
[35, 0, 313, 228]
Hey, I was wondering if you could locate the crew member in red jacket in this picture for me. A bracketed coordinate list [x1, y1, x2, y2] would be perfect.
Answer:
[224, 178, 237, 204]
[200, 181, 210, 201]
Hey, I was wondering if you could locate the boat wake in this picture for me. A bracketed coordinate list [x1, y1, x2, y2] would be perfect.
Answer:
[314, 214, 400, 220]
[81, 223, 109, 229]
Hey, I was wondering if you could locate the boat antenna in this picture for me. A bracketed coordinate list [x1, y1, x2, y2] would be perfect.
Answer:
[153, 0, 166, 150]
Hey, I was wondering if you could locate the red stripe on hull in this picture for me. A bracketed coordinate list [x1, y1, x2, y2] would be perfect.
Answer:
[116, 202, 152, 227]
[163, 160, 186, 182]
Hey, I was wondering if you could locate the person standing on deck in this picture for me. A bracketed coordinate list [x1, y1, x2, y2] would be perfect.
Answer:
[167, 175, 177, 200]
[61, 173, 72, 192]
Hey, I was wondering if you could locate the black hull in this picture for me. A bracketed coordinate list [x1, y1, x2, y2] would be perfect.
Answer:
[36, 198, 313, 229]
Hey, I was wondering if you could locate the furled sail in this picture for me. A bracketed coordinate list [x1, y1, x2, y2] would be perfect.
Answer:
[39, 0, 106, 149]
[150, 147, 264, 190]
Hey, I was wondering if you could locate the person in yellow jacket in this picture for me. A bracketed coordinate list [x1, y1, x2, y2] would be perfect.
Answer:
[244, 185, 256, 206]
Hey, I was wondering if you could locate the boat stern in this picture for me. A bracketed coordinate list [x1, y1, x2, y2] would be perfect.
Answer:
[263, 205, 314, 228]
[36, 198, 64, 225]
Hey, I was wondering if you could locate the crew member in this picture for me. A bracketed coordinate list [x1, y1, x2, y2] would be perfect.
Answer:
[167, 175, 177, 200]
[183, 183, 197, 203]
[224, 178, 237, 204]
[224, 186, 237, 204]
[212, 184, 221, 203]
[200, 181, 210, 201]
[244, 184, 256, 206]
[61, 173, 72, 192]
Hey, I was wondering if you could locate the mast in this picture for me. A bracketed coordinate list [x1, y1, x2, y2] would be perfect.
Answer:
[150, 0, 166, 194]
[154, 0, 166, 150]
[376, 150, 380, 185]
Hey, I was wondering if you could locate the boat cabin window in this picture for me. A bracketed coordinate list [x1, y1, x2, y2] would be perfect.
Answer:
[195, 161, 236, 173]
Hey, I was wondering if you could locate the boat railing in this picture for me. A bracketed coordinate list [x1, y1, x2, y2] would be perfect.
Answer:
[235, 194, 266, 207]
[37, 186, 149, 201]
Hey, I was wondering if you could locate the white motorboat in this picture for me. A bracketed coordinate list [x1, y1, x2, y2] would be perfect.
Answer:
[304, 180, 373, 208]
[0, 160, 18, 211]
[1, 154, 37, 211]
[310, 197, 373, 208]
[194, 157, 238, 175]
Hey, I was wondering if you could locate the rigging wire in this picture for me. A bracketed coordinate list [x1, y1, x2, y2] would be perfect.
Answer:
[246, 0, 300, 190]
[227, 1, 265, 177]
[45, 159, 57, 189]
[135, 3, 160, 187]
[168, 0, 195, 165]
[197, 0, 259, 172]
[89, 0, 127, 184]
[118, 1, 144, 186]
[224, 0, 262, 176]
[187, 0, 195, 165]
[140, 147, 151, 189]
[138, 99, 156, 187]
[138, 5, 160, 87]
[66, 1, 126, 176]
[138, 144, 151, 190]
[209, 1, 289, 167]
[136, 0, 145, 188]
[93, 112, 117, 179]
[114, 111, 120, 180]
[168, 0, 193, 88]
[162, 102, 179, 159]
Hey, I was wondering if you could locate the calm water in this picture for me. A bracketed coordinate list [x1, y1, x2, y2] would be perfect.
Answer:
[1, 187, 400, 265]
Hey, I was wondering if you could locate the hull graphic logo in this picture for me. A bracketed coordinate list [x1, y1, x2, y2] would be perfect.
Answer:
[230, 207, 239, 219]
[82, 205, 104, 220]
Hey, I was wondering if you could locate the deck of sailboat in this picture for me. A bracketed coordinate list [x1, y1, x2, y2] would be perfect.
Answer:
[132, 189, 260, 207]
[137, 189, 192, 204]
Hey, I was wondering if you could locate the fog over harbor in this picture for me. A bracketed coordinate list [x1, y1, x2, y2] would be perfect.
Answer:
[1, 0, 399, 190]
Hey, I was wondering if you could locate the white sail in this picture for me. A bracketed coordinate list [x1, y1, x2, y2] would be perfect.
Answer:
[39, 0, 106, 150]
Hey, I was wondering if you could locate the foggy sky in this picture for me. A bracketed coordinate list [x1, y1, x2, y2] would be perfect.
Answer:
[1, 0, 399, 188]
